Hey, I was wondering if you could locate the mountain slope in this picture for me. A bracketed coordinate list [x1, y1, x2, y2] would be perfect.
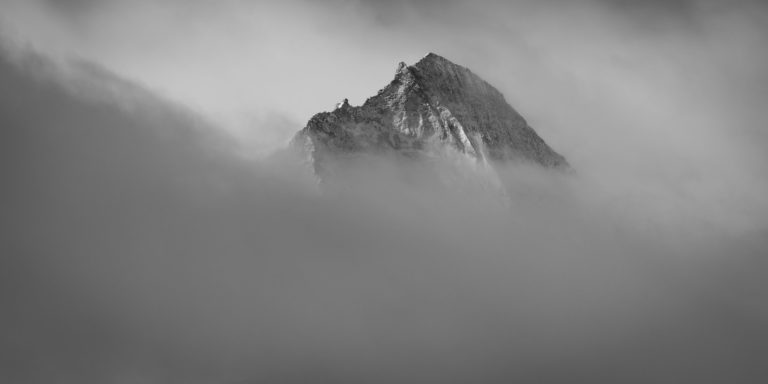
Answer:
[292, 53, 568, 177]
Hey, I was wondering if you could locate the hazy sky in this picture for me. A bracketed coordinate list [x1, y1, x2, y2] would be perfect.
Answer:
[3, 0, 767, 153]
[2, 0, 767, 227]
[2, 1, 768, 383]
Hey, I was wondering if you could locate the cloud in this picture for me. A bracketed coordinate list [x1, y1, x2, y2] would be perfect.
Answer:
[41, 0, 101, 16]
[2, 1, 768, 382]
[2, 0, 766, 176]
[2, 40, 768, 384]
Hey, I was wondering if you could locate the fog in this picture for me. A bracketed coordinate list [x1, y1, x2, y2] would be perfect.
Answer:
[2, 1, 768, 383]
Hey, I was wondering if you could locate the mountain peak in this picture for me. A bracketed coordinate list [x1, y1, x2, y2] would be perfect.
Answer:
[393, 53, 464, 82]
[420, 51, 446, 61]
[293, 54, 569, 179]
[419, 51, 445, 62]
[412, 52, 464, 75]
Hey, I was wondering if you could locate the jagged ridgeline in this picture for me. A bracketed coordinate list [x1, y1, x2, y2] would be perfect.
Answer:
[292, 53, 568, 176]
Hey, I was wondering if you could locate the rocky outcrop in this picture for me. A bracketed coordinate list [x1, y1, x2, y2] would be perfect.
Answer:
[292, 53, 568, 177]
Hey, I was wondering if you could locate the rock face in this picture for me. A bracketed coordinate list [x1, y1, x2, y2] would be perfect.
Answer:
[292, 53, 568, 177]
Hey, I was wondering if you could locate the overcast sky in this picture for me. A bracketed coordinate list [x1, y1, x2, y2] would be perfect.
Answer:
[2, 0, 767, 228]
[2, 1, 768, 383]
[2, 0, 767, 152]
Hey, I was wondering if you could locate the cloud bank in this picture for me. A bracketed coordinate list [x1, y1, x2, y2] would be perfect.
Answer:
[1, 38, 767, 383]
[2, 0, 768, 382]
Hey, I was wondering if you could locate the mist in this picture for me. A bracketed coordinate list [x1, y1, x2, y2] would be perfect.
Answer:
[2, 1, 768, 383]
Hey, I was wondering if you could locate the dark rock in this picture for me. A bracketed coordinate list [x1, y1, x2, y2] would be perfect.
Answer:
[292, 53, 569, 177]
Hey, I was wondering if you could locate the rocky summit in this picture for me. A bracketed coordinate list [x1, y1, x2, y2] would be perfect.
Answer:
[292, 53, 568, 177]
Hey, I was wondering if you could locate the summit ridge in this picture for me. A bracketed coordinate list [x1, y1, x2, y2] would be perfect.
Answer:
[292, 53, 568, 178]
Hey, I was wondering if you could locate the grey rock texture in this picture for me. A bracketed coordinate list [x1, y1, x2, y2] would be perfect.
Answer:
[292, 53, 568, 176]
